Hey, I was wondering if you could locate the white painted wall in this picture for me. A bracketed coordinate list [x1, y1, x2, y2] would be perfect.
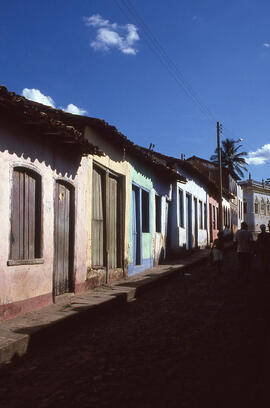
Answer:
[237, 184, 244, 229]
[169, 169, 209, 252]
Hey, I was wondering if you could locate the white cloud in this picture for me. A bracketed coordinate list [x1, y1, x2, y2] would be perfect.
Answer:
[247, 144, 270, 165]
[84, 14, 110, 27]
[85, 14, 139, 55]
[22, 88, 55, 107]
[22, 88, 87, 116]
[91, 28, 123, 52]
[263, 43, 270, 48]
[63, 103, 87, 115]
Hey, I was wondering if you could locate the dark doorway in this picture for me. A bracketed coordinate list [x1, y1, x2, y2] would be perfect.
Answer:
[209, 203, 213, 243]
[186, 194, 192, 250]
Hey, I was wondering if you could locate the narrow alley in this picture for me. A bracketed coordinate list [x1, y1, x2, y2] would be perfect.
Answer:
[1, 251, 269, 408]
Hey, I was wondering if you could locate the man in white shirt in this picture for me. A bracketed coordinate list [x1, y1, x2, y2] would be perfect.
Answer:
[234, 222, 253, 285]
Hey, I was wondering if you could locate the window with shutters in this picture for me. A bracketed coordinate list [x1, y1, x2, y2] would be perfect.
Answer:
[261, 198, 265, 215]
[254, 197, 259, 214]
[267, 200, 270, 215]
[9, 168, 42, 264]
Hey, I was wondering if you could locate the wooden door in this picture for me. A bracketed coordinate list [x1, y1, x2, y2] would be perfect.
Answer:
[54, 181, 74, 296]
[107, 175, 118, 269]
[92, 168, 105, 267]
[92, 167, 122, 270]
[132, 186, 140, 265]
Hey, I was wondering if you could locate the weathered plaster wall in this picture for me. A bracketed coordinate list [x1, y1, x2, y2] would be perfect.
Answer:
[237, 185, 244, 229]
[73, 156, 89, 291]
[0, 122, 88, 319]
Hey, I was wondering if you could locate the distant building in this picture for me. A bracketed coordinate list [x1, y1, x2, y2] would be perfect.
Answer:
[141, 150, 221, 253]
[187, 156, 243, 233]
[240, 178, 270, 234]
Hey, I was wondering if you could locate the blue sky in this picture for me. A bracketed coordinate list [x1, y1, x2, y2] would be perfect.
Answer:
[1, 0, 270, 180]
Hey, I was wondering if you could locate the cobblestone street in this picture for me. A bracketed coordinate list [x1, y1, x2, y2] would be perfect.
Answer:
[1, 251, 270, 408]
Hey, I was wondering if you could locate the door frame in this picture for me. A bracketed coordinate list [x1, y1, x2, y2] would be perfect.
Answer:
[53, 179, 75, 299]
[92, 163, 124, 271]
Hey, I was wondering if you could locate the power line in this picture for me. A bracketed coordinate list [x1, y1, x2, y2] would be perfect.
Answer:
[122, 0, 216, 120]
[114, 0, 217, 123]
[114, 0, 265, 166]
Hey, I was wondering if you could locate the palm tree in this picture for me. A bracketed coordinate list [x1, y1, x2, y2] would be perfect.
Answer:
[210, 138, 248, 178]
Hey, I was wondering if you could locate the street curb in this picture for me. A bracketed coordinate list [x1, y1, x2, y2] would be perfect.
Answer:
[0, 250, 212, 365]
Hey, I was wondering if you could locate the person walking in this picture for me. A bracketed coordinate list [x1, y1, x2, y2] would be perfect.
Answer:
[234, 221, 253, 285]
[256, 224, 270, 277]
[211, 231, 224, 274]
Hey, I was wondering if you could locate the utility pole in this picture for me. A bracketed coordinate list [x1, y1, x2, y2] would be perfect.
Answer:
[217, 122, 223, 232]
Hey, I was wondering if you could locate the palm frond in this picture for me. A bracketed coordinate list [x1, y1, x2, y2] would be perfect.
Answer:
[210, 137, 248, 178]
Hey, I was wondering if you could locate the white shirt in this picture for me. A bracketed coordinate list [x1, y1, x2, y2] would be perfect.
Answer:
[234, 229, 253, 253]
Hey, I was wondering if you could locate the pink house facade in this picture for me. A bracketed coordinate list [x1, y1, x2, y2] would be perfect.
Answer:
[0, 86, 102, 321]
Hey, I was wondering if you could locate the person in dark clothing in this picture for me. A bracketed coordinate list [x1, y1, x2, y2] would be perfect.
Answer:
[257, 224, 270, 276]
[234, 222, 253, 285]
[211, 231, 224, 274]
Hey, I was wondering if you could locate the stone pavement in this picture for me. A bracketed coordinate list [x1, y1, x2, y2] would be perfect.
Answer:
[0, 248, 210, 365]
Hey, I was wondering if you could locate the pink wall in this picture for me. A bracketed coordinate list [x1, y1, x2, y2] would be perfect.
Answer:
[0, 121, 88, 321]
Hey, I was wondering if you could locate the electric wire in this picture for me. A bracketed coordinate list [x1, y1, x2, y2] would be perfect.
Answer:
[114, 0, 265, 168]
[122, 0, 216, 122]
[114, 0, 217, 123]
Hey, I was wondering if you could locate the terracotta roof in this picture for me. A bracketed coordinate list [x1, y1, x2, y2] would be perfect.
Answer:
[10, 94, 186, 182]
[33, 107, 186, 181]
[0, 86, 184, 182]
[0, 86, 103, 156]
[187, 155, 241, 181]
[140, 148, 234, 200]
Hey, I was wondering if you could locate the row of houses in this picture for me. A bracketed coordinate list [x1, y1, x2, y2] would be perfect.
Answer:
[0, 86, 245, 321]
